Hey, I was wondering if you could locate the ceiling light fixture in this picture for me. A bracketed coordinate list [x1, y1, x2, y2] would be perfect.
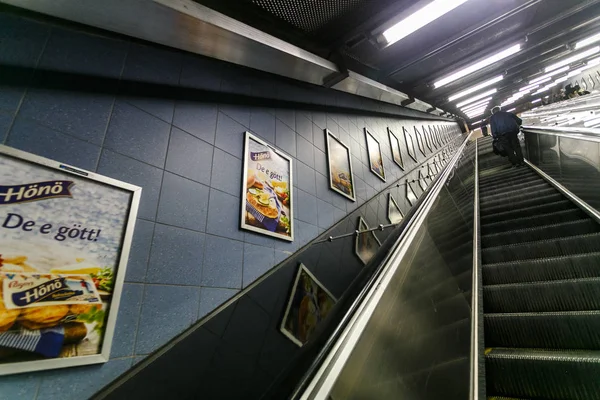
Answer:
[465, 105, 488, 115]
[461, 97, 491, 111]
[467, 109, 487, 118]
[382, 0, 473, 46]
[507, 108, 516, 112]
[520, 81, 547, 92]
[529, 66, 570, 84]
[545, 46, 600, 72]
[463, 103, 489, 114]
[448, 75, 503, 101]
[456, 88, 497, 108]
[576, 32, 600, 50]
[532, 98, 542, 103]
[434, 44, 521, 88]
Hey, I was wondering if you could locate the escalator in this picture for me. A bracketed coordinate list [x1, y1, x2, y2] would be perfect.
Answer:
[477, 137, 600, 399]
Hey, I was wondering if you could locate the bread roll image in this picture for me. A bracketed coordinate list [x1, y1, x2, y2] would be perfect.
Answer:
[70, 304, 101, 315]
[20, 305, 69, 329]
[0, 284, 20, 332]
[63, 322, 88, 344]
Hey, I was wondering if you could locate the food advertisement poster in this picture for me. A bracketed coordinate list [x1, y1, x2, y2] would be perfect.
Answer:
[387, 128, 404, 170]
[325, 130, 356, 201]
[280, 263, 336, 347]
[355, 217, 382, 265]
[387, 194, 404, 224]
[242, 132, 293, 241]
[364, 129, 386, 182]
[0, 146, 140, 375]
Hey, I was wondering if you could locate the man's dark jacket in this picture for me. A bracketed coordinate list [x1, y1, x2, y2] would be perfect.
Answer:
[490, 111, 522, 138]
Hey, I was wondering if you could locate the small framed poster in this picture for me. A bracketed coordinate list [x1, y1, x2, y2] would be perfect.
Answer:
[387, 128, 404, 170]
[364, 128, 386, 182]
[387, 194, 404, 224]
[280, 263, 336, 347]
[325, 130, 356, 201]
[355, 216, 382, 265]
[406, 179, 418, 206]
[241, 132, 294, 241]
[424, 126, 433, 151]
[403, 127, 418, 162]
[0, 145, 141, 375]
[414, 126, 426, 156]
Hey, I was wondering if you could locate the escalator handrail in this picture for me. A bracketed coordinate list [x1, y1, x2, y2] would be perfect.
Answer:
[522, 125, 600, 142]
[295, 132, 474, 400]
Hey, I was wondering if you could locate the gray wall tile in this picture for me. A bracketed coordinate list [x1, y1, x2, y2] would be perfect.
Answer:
[210, 148, 242, 196]
[206, 189, 244, 241]
[0, 112, 13, 144]
[296, 161, 316, 194]
[275, 119, 296, 157]
[215, 111, 246, 159]
[243, 243, 275, 288]
[0, 13, 49, 67]
[156, 172, 209, 232]
[295, 113, 313, 142]
[110, 283, 144, 358]
[250, 109, 276, 144]
[125, 219, 155, 282]
[296, 135, 314, 169]
[0, 374, 40, 400]
[297, 189, 318, 225]
[172, 102, 218, 144]
[198, 287, 239, 319]
[147, 224, 205, 285]
[202, 235, 244, 289]
[165, 127, 213, 185]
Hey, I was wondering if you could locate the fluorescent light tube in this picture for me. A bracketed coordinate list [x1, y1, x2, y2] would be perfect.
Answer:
[554, 76, 569, 84]
[466, 106, 487, 116]
[382, 0, 472, 46]
[467, 110, 486, 118]
[507, 108, 516, 112]
[529, 66, 570, 84]
[520, 81, 547, 92]
[448, 75, 503, 101]
[576, 32, 600, 50]
[461, 97, 491, 111]
[456, 88, 497, 107]
[463, 103, 489, 114]
[532, 98, 542, 103]
[584, 116, 600, 127]
[434, 44, 521, 88]
[545, 46, 600, 72]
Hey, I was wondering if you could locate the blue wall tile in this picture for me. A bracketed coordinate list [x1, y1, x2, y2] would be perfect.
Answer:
[205, 189, 244, 241]
[314, 147, 327, 175]
[296, 189, 318, 225]
[135, 285, 200, 354]
[0, 112, 12, 143]
[276, 109, 295, 131]
[315, 172, 333, 203]
[104, 101, 170, 168]
[295, 113, 312, 142]
[296, 161, 316, 194]
[36, 359, 132, 400]
[295, 220, 319, 249]
[313, 123, 326, 152]
[242, 243, 275, 289]
[179, 54, 222, 91]
[165, 127, 213, 185]
[198, 287, 239, 319]
[146, 224, 205, 285]
[125, 219, 155, 282]
[121, 95, 174, 124]
[39, 28, 127, 78]
[220, 104, 251, 128]
[96, 149, 164, 220]
[317, 199, 334, 228]
[156, 172, 209, 232]
[210, 148, 242, 196]
[275, 119, 296, 157]
[0, 85, 24, 114]
[214, 111, 246, 159]
[296, 135, 314, 169]
[202, 235, 244, 289]
[0, 13, 49, 67]
[0, 374, 39, 400]
[110, 283, 143, 358]
[19, 89, 114, 145]
[172, 102, 218, 145]
[249, 109, 276, 144]
[7, 116, 101, 171]
[122, 43, 182, 85]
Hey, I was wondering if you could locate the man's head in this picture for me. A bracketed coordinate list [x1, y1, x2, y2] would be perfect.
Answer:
[491, 106, 501, 114]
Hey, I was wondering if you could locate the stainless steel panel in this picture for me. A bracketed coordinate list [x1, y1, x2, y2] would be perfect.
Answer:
[332, 72, 410, 106]
[538, 133, 560, 181]
[559, 136, 600, 210]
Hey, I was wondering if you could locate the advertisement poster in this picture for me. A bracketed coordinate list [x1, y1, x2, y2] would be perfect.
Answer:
[280, 263, 336, 347]
[325, 130, 356, 201]
[0, 146, 140, 375]
[364, 129, 386, 182]
[403, 127, 418, 162]
[387, 194, 404, 224]
[387, 128, 404, 170]
[355, 216, 382, 265]
[241, 132, 293, 241]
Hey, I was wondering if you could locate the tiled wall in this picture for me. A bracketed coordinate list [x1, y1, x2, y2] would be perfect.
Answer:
[0, 10, 456, 400]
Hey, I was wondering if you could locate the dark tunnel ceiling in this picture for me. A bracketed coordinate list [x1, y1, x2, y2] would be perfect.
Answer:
[194, 0, 600, 120]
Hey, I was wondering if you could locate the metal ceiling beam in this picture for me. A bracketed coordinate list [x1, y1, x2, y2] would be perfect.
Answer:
[1, 0, 448, 119]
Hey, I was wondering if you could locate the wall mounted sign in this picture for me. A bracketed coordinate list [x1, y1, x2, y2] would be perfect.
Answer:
[0, 146, 141, 375]
[387, 128, 404, 170]
[241, 132, 294, 241]
[364, 129, 386, 182]
[387, 194, 404, 224]
[325, 130, 356, 201]
[280, 263, 336, 347]
[403, 127, 418, 162]
[414, 126, 426, 156]
[355, 216, 382, 265]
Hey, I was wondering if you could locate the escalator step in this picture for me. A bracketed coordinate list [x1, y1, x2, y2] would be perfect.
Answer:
[480, 209, 588, 235]
[482, 252, 600, 285]
[479, 180, 550, 198]
[480, 192, 564, 216]
[479, 168, 534, 185]
[478, 174, 542, 192]
[485, 348, 600, 399]
[481, 232, 600, 264]
[480, 187, 557, 210]
[484, 311, 600, 349]
[481, 219, 600, 247]
[479, 182, 552, 204]
[480, 200, 574, 224]
[483, 277, 600, 313]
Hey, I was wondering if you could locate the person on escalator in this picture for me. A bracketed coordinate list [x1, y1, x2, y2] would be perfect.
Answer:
[490, 106, 524, 167]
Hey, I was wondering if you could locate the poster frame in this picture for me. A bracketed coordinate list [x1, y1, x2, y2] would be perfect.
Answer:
[364, 128, 386, 182]
[387, 127, 404, 170]
[0, 145, 141, 375]
[387, 193, 404, 224]
[280, 263, 336, 347]
[403, 127, 418, 162]
[355, 216, 382, 265]
[240, 131, 294, 242]
[325, 129, 356, 202]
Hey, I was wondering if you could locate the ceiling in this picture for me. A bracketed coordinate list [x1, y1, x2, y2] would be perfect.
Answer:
[193, 0, 600, 122]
